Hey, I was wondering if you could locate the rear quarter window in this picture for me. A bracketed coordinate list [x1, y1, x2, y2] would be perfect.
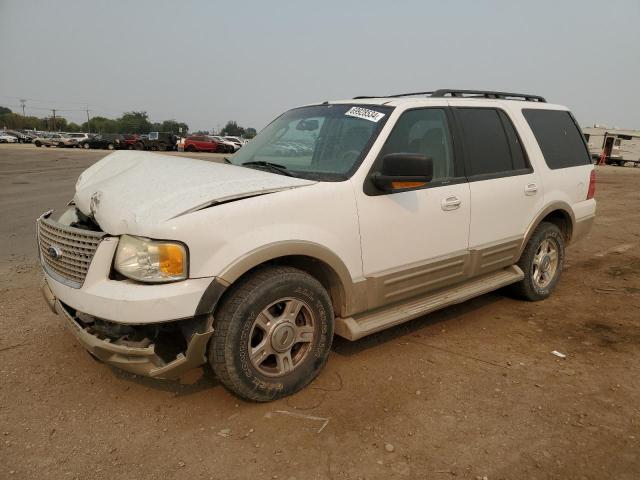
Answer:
[522, 109, 591, 169]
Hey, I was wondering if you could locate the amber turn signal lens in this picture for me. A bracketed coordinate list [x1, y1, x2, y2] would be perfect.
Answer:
[391, 181, 427, 189]
[158, 244, 186, 276]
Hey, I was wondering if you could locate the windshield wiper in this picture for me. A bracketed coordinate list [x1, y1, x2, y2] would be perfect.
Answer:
[241, 161, 295, 177]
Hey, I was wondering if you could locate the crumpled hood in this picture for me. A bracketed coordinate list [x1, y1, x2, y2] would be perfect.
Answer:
[74, 151, 315, 234]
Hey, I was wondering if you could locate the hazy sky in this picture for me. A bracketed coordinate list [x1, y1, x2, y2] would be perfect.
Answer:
[1, 0, 639, 132]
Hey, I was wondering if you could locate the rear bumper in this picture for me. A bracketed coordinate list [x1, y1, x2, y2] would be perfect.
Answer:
[571, 198, 596, 244]
[572, 214, 595, 243]
[42, 279, 213, 379]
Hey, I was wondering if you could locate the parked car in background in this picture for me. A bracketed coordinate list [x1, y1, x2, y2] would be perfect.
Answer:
[78, 134, 125, 150]
[120, 134, 139, 150]
[223, 136, 245, 148]
[211, 135, 239, 153]
[66, 133, 91, 145]
[134, 132, 177, 151]
[0, 132, 18, 143]
[34, 133, 78, 148]
[5, 130, 31, 143]
[184, 135, 222, 152]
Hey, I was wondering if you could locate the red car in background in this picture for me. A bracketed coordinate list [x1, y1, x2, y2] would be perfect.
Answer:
[184, 135, 221, 152]
[121, 134, 139, 149]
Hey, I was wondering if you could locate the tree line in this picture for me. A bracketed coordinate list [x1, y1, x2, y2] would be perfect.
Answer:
[0, 107, 188, 134]
[0, 106, 256, 138]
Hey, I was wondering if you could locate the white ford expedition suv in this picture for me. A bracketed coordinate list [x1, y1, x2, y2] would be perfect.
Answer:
[38, 89, 596, 401]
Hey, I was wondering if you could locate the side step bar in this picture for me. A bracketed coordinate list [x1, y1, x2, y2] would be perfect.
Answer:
[335, 265, 524, 341]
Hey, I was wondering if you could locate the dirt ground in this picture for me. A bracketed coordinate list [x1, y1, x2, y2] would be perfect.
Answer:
[0, 143, 638, 480]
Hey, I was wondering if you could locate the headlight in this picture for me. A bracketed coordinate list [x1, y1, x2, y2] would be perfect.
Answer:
[114, 235, 188, 283]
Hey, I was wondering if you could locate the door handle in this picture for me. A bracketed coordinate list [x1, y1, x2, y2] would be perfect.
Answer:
[441, 195, 461, 211]
[524, 183, 538, 196]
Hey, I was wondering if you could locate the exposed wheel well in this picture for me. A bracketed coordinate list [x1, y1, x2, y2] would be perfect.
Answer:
[215, 255, 346, 317]
[541, 209, 573, 243]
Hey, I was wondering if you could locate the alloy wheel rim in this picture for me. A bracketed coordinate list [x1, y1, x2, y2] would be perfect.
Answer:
[532, 238, 559, 289]
[248, 297, 315, 377]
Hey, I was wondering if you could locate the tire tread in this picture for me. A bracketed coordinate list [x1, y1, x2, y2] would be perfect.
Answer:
[210, 266, 332, 402]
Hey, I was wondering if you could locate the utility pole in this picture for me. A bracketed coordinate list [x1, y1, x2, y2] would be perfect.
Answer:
[86, 106, 91, 133]
[51, 109, 57, 131]
[19, 99, 26, 116]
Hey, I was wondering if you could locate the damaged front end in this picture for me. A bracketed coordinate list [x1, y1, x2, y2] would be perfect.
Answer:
[43, 281, 213, 379]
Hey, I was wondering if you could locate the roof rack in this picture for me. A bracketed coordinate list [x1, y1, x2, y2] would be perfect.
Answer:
[431, 89, 546, 102]
[353, 89, 546, 103]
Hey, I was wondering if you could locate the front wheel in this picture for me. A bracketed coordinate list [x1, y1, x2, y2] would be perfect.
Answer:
[209, 266, 334, 402]
[35, 141, 42, 147]
[510, 222, 565, 301]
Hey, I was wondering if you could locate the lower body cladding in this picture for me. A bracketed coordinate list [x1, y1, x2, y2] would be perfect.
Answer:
[41, 279, 216, 379]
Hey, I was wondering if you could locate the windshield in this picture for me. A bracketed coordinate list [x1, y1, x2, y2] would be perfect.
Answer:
[229, 104, 392, 180]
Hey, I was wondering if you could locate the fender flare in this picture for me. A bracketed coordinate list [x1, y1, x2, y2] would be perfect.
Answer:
[195, 241, 359, 318]
[518, 201, 575, 257]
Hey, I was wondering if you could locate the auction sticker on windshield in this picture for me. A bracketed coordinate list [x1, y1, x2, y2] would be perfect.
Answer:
[345, 107, 386, 123]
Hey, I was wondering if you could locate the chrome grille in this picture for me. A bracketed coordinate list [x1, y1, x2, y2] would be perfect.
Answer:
[37, 215, 105, 288]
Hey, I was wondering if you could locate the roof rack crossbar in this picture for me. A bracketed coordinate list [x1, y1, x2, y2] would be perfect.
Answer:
[353, 89, 546, 102]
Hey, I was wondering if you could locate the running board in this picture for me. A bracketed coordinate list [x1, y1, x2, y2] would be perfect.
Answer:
[335, 265, 524, 341]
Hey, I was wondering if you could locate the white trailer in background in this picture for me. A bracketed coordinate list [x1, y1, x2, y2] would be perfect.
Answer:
[583, 125, 640, 165]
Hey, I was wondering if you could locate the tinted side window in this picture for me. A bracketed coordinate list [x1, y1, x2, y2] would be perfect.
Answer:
[456, 108, 512, 176]
[379, 108, 455, 180]
[522, 109, 591, 169]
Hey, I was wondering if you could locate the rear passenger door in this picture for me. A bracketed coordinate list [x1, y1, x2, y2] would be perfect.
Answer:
[451, 105, 544, 275]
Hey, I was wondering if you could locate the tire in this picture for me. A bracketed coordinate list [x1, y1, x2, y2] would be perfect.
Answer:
[185, 145, 196, 152]
[106, 143, 115, 150]
[58, 142, 65, 148]
[83, 143, 90, 149]
[134, 142, 145, 151]
[35, 141, 42, 147]
[209, 266, 334, 402]
[510, 222, 565, 301]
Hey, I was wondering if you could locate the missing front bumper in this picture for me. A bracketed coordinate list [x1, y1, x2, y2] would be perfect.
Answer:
[42, 280, 213, 379]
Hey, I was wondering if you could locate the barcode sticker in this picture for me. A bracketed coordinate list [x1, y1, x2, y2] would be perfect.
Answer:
[345, 107, 385, 123]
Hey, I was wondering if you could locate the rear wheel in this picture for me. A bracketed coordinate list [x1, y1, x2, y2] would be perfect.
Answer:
[58, 142, 65, 148]
[185, 145, 196, 152]
[82, 142, 90, 149]
[106, 143, 115, 150]
[134, 142, 145, 151]
[209, 266, 334, 402]
[35, 141, 42, 147]
[510, 222, 565, 301]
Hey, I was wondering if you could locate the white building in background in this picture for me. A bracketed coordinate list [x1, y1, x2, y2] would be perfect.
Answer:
[583, 125, 640, 165]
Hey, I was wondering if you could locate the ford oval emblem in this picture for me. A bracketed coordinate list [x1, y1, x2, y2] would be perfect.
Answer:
[89, 191, 102, 216]
[48, 245, 63, 259]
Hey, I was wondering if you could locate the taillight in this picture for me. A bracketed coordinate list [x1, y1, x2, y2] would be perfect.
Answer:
[587, 169, 596, 199]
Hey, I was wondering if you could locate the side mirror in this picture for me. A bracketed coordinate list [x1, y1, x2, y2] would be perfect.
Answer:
[371, 153, 433, 192]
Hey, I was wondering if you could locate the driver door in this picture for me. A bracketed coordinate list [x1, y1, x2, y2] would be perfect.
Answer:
[355, 106, 471, 309]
